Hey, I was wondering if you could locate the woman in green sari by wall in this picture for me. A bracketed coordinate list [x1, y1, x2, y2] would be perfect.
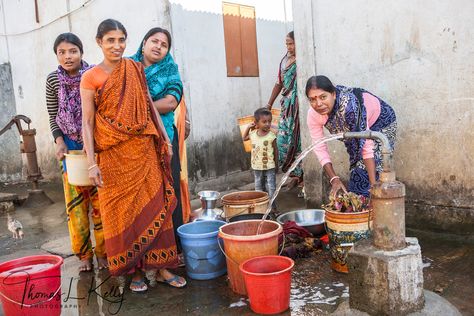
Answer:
[266, 31, 303, 191]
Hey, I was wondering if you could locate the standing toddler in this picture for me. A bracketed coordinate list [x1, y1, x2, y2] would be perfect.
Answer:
[243, 108, 279, 211]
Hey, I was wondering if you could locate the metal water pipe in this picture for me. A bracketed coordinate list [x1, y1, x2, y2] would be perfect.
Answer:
[343, 131, 393, 173]
[343, 131, 406, 250]
[0, 115, 53, 207]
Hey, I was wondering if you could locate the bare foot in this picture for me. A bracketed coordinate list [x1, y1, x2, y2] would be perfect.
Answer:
[97, 257, 108, 270]
[78, 258, 93, 272]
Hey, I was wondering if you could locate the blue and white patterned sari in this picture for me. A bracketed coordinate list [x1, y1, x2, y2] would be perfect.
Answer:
[325, 86, 397, 196]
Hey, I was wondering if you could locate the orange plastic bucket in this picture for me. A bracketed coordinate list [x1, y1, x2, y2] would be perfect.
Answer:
[218, 220, 282, 295]
[240, 255, 294, 314]
[0, 255, 63, 316]
[237, 108, 281, 152]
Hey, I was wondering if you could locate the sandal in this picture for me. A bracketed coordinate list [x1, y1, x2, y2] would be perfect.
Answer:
[156, 274, 187, 288]
[129, 279, 148, 293]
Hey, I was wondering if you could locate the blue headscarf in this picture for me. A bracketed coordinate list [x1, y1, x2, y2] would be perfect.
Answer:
[130, 40, 183, 141]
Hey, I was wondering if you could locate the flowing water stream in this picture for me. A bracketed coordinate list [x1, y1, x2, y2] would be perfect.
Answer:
[256, 133, 344, 234]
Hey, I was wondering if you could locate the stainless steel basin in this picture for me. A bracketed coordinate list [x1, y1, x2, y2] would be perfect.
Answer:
[277, 209, 326, 236]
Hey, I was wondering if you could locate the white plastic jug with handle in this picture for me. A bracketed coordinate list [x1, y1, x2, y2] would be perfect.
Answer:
[64, 150, 93, 186]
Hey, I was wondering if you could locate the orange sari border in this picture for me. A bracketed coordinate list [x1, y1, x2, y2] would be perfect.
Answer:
[103, 184, 176, 254]
[175, 98, 191, 223]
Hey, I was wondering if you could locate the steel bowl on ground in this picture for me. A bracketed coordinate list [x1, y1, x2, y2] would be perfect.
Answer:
[276, 209, 326, 236]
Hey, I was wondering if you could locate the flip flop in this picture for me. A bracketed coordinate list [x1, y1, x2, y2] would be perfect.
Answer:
[157, 275, 187, 288]
[129, 279, 148, 293]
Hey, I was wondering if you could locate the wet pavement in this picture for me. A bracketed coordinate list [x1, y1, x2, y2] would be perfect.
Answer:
[0, 181, 473, 315]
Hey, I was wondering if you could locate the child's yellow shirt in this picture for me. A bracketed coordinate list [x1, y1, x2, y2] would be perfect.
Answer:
[249, 130, 276, 170]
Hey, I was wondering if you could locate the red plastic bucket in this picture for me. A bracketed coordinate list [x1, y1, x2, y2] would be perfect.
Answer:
[0, 255, 63, 316]
[240, 255, 294, 315]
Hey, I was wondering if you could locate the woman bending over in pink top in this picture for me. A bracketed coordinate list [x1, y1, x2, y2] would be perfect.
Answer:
[305, 75, 397, 197]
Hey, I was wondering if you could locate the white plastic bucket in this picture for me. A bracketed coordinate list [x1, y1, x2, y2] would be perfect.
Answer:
[64, 150, 93, 186]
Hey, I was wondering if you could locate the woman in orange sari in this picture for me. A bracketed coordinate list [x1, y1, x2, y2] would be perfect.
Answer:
[81, 19, 186, 292]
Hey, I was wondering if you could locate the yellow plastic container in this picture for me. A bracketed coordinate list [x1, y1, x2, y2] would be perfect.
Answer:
[237, 108, 281, 153]
[64, 150, 93, 186]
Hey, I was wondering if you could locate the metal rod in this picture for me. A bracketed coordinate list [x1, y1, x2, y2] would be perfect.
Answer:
[343, 131, 393, 172]
[34, 0, 40, 23]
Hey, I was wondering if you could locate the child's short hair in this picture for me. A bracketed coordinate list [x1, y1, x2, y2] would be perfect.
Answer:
[254, 107, 272, 121]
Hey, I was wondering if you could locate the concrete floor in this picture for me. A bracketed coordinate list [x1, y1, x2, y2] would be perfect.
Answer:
[0, 181, 473, 315]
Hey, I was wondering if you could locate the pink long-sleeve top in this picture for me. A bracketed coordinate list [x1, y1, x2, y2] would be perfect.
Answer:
[307, 92, 381, 167]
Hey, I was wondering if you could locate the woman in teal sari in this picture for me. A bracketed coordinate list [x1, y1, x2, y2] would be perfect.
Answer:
[130, 27, 186, 288]
[266, 31, 303, 190]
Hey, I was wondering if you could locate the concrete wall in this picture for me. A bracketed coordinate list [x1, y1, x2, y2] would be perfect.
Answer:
[0, 63, 22, 182]
[0, 2, 22, 181]
[293, 0, 474, 232]
[169, 0, 292, 192]
[0, 0, 171, 182]
[0, 0, 292, 194]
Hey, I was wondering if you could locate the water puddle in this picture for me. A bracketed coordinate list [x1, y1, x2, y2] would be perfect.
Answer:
[290, 279, 349, 313]
[229, 298, 248, 308]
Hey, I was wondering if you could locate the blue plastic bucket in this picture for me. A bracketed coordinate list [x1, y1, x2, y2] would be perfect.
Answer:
[177, 220, 227, 280]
